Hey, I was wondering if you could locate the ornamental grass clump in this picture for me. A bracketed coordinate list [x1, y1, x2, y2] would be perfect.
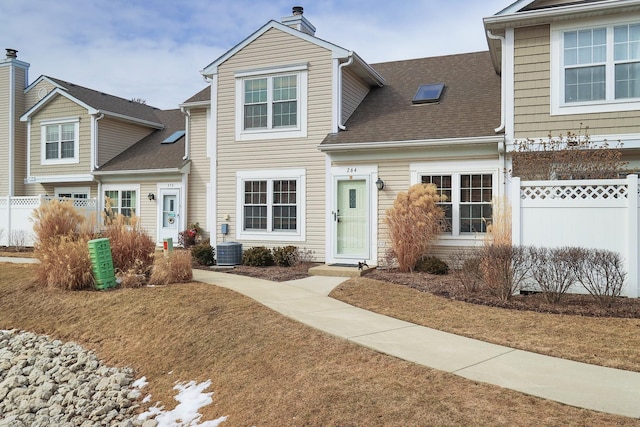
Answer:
[102, 211, 155, 276]
[385, 183, 445, 272]
[149, 250, 193, 286]
[31, 200, 96, 290]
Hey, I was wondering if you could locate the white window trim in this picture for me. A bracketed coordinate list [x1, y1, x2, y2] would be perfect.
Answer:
[236, 169, 306, 242]
[551, 14, 640, 115]
[102, 184, 140, 220]
[40, 117, 80, 165]
[235, 65, 308, 141]
[410, 162, 497, 238]
[55, 186, 90, 198]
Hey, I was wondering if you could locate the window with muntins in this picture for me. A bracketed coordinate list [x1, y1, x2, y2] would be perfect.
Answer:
[105, 189, 137, 218]
[243, 74, 297, 130]
[43, 122, 77, 162]
[419, 173, 493, 235]
[243, 179, 297, 232]
[553, 18, 640, 113]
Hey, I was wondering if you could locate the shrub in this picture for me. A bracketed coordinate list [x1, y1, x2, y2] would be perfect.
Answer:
[414, 256, 449, 275]
[116, 259, 149, 289]
[191, 241, 216, 266]
[385, 183, 445, 272]
[243, 246, 274, 267]
[102, 213, 155, 275]
[480, 244, 533, 301]
[570, 248, 626, 306]
[450, 248, 484, 293]
[273, 245, 298, 267]
[529, 246, 578, 304]
[149, 250, 193, 286]
[35, 235, 95, 290]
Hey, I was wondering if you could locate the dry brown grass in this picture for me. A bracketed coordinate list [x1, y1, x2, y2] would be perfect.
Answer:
[331, 276, 640, 372]
[102, 214, 155, 275]
[1, 263, 639, 425]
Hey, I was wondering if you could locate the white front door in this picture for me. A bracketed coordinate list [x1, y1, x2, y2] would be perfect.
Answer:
[335, 179, 369, 260]
[158, 188, 180, 244]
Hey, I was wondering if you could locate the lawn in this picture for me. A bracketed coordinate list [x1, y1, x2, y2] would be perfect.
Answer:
[1, 262, 639, 426]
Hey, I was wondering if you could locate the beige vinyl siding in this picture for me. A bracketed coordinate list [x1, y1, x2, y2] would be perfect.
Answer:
[186, 107, 210, 235]
[13, 67, 26, 195]
[342, 68, 370, 124]
[30, 96, 91, 176]
[25, 80, 57, 112]
[139, 182, 159, 242]
[97, 117, 153, 166]
[0, 66, 10, 195]
[514, 24, 640, 139]
[215, 28, 334, 259]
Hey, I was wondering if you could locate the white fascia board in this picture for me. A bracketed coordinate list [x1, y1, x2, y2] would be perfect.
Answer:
[93, 167, 185, 176]
[484, 0, 640, 28]
[178, 100, 211, 109]
[201, 20, 350, 77]
[25, 174, 94, 184]
[24, 75, 65, 94]
[98, 110, 163, 129]
[20, 88, 98, 121]
[318, 135, 504, 152]
[494, 0, 536, 16]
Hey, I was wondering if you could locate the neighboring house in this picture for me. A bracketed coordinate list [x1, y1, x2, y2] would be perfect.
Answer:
[484, 0, 640, 172]
[0, 52, 189, 244]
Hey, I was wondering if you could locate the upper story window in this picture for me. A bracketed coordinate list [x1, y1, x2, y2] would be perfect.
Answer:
[235, 64, 308, 141]
[551, 16, 640, 115]
[40, 118, 80, 164]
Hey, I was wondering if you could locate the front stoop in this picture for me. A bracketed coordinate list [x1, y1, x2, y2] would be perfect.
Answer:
[308, 264, 375, 278]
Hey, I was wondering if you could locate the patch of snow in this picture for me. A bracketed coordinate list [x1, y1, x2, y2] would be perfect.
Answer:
[143, 394, 152, 403]
[139, 380, 227, 426]
[133, 376, 149, 388]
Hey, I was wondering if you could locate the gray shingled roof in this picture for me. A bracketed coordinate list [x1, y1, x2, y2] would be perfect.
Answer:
[47, 77, 163, 125]
[321, 51, 501, 146]
[182, 86, 210, 104]
[98, 109, 187, 172]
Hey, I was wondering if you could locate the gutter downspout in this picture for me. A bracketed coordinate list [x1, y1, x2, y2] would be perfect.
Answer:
[93, 114, 104, 170]
[486, 30, 506, 134]
[337, 54, 354, 131]
[181, 107, 190, 161]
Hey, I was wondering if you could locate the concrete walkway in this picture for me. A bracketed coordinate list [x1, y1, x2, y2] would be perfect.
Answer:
[192, 269, 640, 419]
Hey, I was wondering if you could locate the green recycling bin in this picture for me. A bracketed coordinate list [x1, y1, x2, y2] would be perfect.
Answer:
[88, 238, 117, 290]
[163, 237, 174, 253]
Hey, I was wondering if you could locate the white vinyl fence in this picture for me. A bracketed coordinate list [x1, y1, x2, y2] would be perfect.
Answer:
[511, 175, 639, 298]
[0, 196, 99, 247]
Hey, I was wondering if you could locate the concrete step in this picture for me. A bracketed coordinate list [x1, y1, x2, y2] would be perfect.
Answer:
[308, 264, 375, 278]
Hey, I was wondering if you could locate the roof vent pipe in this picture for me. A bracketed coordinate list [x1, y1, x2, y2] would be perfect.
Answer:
[6, 49, 17, 59]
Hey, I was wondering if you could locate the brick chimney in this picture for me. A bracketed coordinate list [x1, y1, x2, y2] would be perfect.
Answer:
[281, 6, 316, 36]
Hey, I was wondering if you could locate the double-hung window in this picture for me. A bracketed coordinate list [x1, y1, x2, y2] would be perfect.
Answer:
[416, 170, 494, 236]
[236, 169, 305, 241]
[552, 16, 640, 114]
[40, 119, 79, 164]
[235, 64, 308, 140]
[103, 186, 138, 223]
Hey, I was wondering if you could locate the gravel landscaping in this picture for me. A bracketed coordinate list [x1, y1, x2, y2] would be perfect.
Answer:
[0, 329, 151, 427]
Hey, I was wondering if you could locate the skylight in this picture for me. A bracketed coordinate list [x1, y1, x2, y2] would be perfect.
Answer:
[162, 130, 185, 144]
[412, 83, 445, 104]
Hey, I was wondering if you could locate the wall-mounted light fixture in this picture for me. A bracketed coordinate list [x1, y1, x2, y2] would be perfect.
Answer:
[375, 178, 385, 191]
[148, 193, 155, 201]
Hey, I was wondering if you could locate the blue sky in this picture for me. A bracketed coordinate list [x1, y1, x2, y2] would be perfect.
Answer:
[1, 0, 511, 109]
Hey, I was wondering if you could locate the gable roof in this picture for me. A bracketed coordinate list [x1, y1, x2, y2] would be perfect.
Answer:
[201, 19, 384, 86]
[320, 51, 501, 149]
[21, 76, 164, 128]
[180, 86, 210, 108]
[96, 109, 188, 173]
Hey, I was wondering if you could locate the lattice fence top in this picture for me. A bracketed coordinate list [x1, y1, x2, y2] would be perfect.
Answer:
[9, 197, 42, 207]
[521, 183, 628, 200]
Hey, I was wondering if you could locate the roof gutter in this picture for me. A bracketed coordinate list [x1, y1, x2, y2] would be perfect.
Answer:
[318, 135, 504, 152]
[92, 165, 189, 176]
